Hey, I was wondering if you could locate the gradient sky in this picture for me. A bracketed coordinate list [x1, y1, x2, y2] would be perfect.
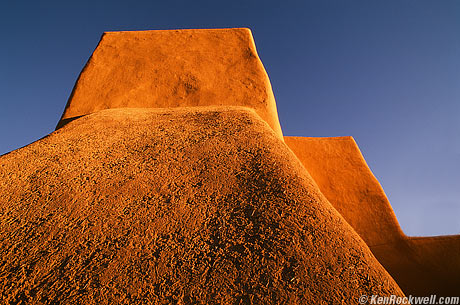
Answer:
[1, 0, 459, 236]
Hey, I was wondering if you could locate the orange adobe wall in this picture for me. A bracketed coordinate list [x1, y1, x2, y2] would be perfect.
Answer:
[1, 27, 457, 302]
[284, 136, 460, 297]
[0, 28, 408, 304]
[0, 108, 405, 304]
[57, 28, 283, 138]
[284, 136, 404, 247]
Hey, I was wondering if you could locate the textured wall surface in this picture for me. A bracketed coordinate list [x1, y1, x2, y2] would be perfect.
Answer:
[0, 107, 403, 304]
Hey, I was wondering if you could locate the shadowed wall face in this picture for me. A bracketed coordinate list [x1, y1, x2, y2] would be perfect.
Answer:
[57, 28, 283, 138]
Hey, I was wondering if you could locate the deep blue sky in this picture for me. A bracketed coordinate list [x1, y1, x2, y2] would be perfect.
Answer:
[1, 1, 459, 236]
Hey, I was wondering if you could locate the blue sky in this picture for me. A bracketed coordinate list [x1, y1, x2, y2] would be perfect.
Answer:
[1, 0, 459, 236]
